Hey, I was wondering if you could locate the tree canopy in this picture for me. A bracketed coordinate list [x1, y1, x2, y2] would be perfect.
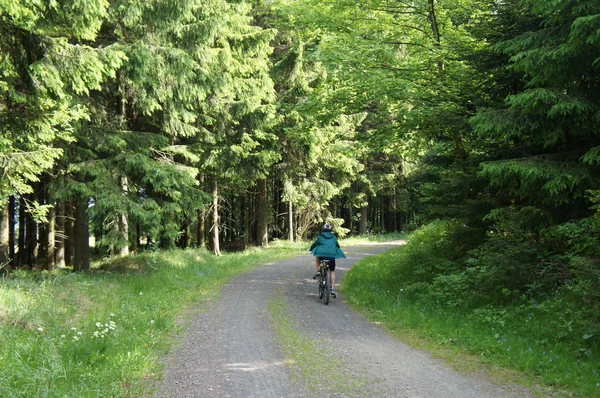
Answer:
[1, 0, 599, 329]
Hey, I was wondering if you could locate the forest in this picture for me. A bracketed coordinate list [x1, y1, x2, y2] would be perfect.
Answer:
[1, 0, 599, 365]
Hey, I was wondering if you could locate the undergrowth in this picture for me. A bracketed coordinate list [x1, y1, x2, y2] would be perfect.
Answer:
[343, 222, 600, 397]
[0, 243, 305, 397]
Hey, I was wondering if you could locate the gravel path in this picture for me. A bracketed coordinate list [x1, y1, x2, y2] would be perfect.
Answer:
[155, 242, 531, 398]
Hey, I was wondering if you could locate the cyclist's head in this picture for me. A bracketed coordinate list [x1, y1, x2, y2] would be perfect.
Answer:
[322, 223, 332, 232]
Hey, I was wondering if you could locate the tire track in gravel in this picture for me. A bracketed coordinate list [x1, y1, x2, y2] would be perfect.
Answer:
[155, 242, 532, 398]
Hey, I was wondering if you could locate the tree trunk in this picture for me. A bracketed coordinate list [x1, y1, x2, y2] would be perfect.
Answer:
[247, 193, 255, 244]
[73, 196, 90, 272]
[212, 182, 221, 256]
[9, 196, 15, 266]
[181, 217, 191, 248]
[428, 0, 444, 69]
[119, 176, 130, 256]
[18, 197, 26, 267]
[45, 204, 56, 271]
[25, 196, 37, 269]
[256, 178, 269, 247]
[55, 200, 66, 268]
[359, 206, 368, 235]
[65, 200, 75, 266]
[0, 204, 9, 271]
[288, 200, 294, 243]
[134, 222, 141, 252]
[399, 212, 404, 233]
[240, 195, 248, 245]
[197, 209, 206, 248]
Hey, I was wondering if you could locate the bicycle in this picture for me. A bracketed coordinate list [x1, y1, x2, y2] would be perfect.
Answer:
[317, 259, 333, 305]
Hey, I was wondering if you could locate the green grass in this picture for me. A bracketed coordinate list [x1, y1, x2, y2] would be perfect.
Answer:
[0, 243, 305, 397]
[340, 232, 408, 246]
[343, 246, 600, 397]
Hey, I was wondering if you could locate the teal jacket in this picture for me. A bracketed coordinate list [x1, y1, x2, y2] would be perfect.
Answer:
[310, 232, 346, 259]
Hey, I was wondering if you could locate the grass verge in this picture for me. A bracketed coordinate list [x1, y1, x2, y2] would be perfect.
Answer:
[340, 232, 408, 246]
[343, 246, 600, 397]
[0, 243, 305, 397]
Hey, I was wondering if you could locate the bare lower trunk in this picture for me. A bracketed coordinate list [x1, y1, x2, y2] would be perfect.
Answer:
[181, 217, 191, 248]
[288, 201, 294, 243]
[0, 205, 9, 270]
[66, 200, 75, 266]
[25, 196, 37, 269]
[119, 211, 129, 256]
[212, 182, 221, 256]
[256, 179, 269, 247]
[197, 209, 206, 248]
[119, 176, 130, 256]
[9, 196, 15, 265]
[359, 206, 368, 235]
[73, 196, 90, 272]
[45, 204, 56, 271]
[55, 200, 66, 268]
[18, 198, 26, 266]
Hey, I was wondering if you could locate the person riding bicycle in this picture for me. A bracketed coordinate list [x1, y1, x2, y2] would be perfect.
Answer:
[309, 223, 346, 297]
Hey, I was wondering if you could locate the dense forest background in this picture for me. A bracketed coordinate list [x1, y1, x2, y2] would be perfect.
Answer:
[1, 0, 599, 333]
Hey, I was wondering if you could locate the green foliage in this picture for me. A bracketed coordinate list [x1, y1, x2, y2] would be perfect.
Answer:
[0, 0, 124, 203]
[344, 233, 600, 396]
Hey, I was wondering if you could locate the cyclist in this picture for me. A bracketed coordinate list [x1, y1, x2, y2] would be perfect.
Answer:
[309, 223, 346, 297]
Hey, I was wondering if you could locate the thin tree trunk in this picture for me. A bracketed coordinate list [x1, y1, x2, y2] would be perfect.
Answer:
[18, 197, 26, 266]
[55, 200, 66, 268]
[288, 200, 294, 243]
[9, 196, 15, 266]
[212, 182, 221, 256]
[240, 194, 248, 246]
[182, 217, 191, 248]
[119, 176, 130, 256]
[0, 204, 9, 271]
[134, 222, 141, 252]
[25, 196, 37, 269]
[248, 192, 255, 244]
[197, 209, 206, 248]
[73, 196, 90, 272]
[45, 204, 56, 271]
[359, 206, 368, 235]
[256, 178, 269, 247]
[66, 200, 75, 266]
[37, 181, 48, 266]
[399, 212, 404, 233]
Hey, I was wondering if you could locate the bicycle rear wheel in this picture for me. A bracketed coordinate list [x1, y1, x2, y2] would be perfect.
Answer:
[322, 270, 330, 305]
[318, 273, 324, 299]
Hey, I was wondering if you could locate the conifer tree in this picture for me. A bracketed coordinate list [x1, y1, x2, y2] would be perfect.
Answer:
[471, 0, 600, 226]
[1, 0, 126, 269]
[0, 0, 124, 203]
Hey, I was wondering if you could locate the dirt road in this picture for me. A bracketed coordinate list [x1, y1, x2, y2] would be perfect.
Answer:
[156, 243, 531, 397]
